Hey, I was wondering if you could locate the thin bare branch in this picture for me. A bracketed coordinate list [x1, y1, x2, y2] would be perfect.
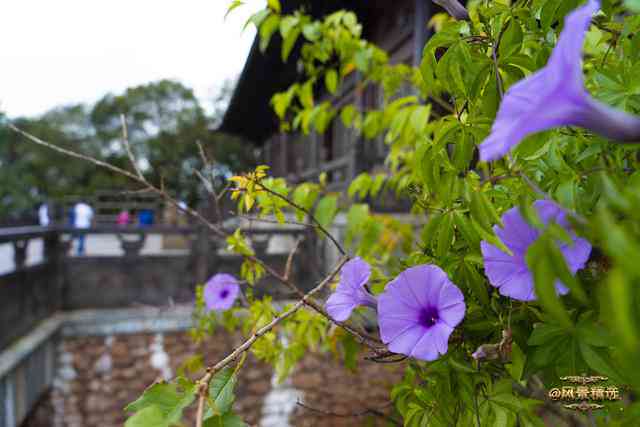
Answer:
[120, 114, 146, 181]
[296, 400, 401, 426]
[195, 255, 349, 427]
[235, 213, 316, 228]
[253, 179, 346, 256]
[10, 123, 386, 358]
[284, 237, 304, 280]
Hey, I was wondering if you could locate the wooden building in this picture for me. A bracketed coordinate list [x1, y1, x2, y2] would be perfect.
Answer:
[220, 0, 440, 204]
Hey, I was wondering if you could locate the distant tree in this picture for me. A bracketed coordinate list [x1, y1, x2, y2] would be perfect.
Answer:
[90, 79, 255, 206]
[0, 79, 255, 221]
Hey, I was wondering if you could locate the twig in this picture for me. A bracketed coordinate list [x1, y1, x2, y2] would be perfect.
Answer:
[195, 140, 225, 224]
[235, 213, 316, 228]
[490, 21, 510, 99]
[120, 114, 146, 181]
[296, 400, 401, 426]
[252, 179, 346, 256]
[195, 255, 349, 427]
[10, 124, 386, 362]
[284, 237, 304, 280]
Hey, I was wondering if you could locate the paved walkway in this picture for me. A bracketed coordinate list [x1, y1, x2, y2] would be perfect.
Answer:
[0, 234, 186, 275]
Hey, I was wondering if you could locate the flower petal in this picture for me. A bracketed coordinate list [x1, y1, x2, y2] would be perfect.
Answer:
[479, 0, 601, 161]
[326, 291, 357, 322]
[339, 257, 371, 291]
[410, 322, 453, 361]
[385, 325, 425, 357]
[437, 283, 466, 328]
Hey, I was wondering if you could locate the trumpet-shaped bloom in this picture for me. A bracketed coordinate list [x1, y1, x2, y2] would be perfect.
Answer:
[479, 0, 640, 162]
[326, 257, 377, 321]
[378, 264, 466, 361]
[204, 273, 240, 311]
[481, 200, 591, 301]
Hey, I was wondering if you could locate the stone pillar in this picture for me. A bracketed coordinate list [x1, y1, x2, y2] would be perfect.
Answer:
[12, 239, 28, 270]
[192, 226, 212, 284]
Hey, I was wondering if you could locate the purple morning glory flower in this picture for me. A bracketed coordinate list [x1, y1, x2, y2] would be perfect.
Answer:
[481, 200, 592, 301]
[326, 257, 377, 321]
[479, 0, 640, 162]
[378, 264, 466, 361]
[204, 273, 240, 311]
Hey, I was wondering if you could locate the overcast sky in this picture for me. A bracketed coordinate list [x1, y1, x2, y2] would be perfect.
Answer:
[0, 0, 264, 118]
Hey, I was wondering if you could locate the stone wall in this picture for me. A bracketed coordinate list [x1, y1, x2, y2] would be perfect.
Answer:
[23, 330, 403, 427]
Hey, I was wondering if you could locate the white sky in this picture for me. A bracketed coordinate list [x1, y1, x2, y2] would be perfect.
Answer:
[0, 0, 265, 118]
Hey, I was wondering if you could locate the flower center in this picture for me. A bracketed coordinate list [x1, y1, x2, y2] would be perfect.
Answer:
[418, 307, 439, 328]
[220, 289, 230, 299]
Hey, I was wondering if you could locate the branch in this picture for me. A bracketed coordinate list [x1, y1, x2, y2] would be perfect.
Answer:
[235, 213, 316, 228]
[296, 400, 401, 426]
[10, 124, 385, 354]
[195, 140, 224, 223]
[195, 255, 349, 427]
[120, 114, 146, 181]
[284, 236, 304, 281]
[253, 178, 346, 256]
[432, 0, 470, 21]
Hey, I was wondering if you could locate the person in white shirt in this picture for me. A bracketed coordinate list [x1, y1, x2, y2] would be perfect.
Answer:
[73, 201, 94, 255]
[38, 203, 50, 227]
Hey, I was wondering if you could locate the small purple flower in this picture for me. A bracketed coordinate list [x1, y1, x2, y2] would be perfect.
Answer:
[204, 273, 240, 311]
[479, 0, 640, 162]
[378, 265, 466, 361]
[326, 257, 377, 322]
[481, 200, 591, 301]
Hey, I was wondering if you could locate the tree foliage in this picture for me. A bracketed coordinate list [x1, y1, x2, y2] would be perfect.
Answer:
[0, 79, 255, 221]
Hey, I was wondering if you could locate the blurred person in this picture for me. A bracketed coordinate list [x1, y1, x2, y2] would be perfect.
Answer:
[73, 200, 94, 255]
[116, 210, 130, 226]
[38, 201, 50, 227]
[138, 209, 154, 228]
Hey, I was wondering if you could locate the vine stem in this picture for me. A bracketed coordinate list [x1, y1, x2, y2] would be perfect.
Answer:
[194, 255, 349, 427]
[252, 179, 346, 256]
[9, 123, 383, 349]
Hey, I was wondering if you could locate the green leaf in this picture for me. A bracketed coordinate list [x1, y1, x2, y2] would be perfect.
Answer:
[267, 0, 281, 13]
[348, 173, 372, 199]
[298, 80, 314, 109]
[579, 343, 623, 383]
[282, 27, 301, 61]
[125, 381, 196, 427]
[208, 368, 237, 415]
[505, 342, 525, 381]
[125, 406, 166, 427]
[498, 19, 523, 60]
[292, 183, 319, 222]
[604, 268, 639, 351]
[325, 69, 338, 94]
[410, 105, 431, 136]
[315, 195, 338, 230]
[526, 237, 572, 328]
[340, 105, 358, 128]
[528, 323, 567, 346]
[626, 0, 640, 12]
[203, 413, 247, 427]
[436, 212, 454, 258]
[259, 14, 281, 52]
[469, 191, 501, 232]
[225, 1, 244, 20]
